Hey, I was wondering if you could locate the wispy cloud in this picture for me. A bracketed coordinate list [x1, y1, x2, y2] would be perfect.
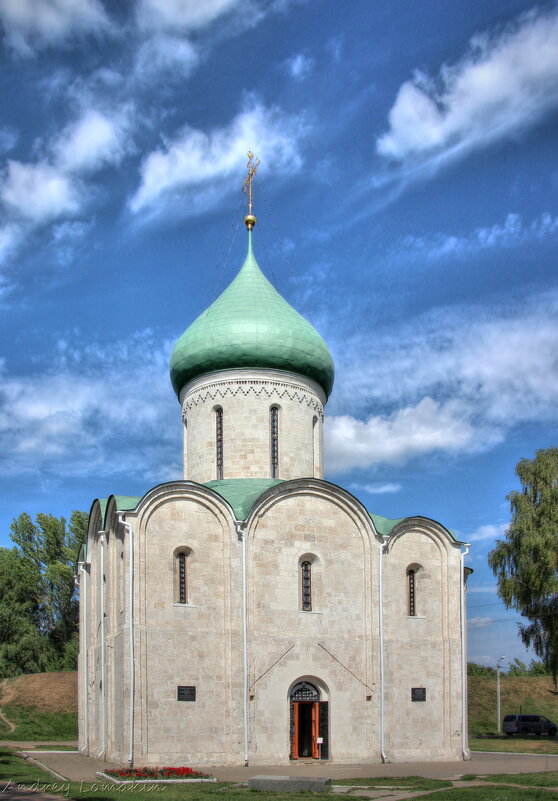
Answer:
[466, 583, 499, 595]
[136, 0, 243, 33]
[376, 7, 558, 175]
[324, 290, 558, 473]
[0, 106, 133, 278]
[132, 34, 199, 82]
[283, 53, 314, 81]
[350, 482, 402, 495]
[130, 99, 310, 215]
[0, 0, 110, 56]
[1, 161, 79, 222]
[0, 127, 18, 154]
[402, 212, 558, 260]
[464, 522, 508, 544]
[325, 397, 485, 473]
[0, 331, 180, 481]
[469, 617, 496, 629]
[52, 108, 133, 173]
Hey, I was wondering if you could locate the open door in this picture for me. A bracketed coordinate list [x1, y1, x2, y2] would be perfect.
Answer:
[311, 702, 319, 759]
[289, 682, 328, 760]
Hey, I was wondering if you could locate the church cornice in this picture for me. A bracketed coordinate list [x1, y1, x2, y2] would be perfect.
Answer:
[181, 378, 324, 422]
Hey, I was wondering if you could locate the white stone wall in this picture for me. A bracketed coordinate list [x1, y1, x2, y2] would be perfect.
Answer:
[382, 525, 464, 761]
[132, 484, 244, 766]
[180, 369, 325, 483]
[246, 485, 379, 764]
[79, 482, 467, 767]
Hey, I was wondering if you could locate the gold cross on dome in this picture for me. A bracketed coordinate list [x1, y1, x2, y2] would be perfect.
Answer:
[242, 150, 260, 215]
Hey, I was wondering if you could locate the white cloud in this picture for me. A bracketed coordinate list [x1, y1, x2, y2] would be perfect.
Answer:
[469, 617, 496, 629]
[284, 53, 314, 81]
[0, 0, 109, 55]
[0, 331, 180, 480]
[325, 397, 483, 473]
[403, 212, 558, 259]
[1, 160, 78, 222]
[377, 8, 558, 168]
[137, 0, 241, 32]
[53, 109, 131, 173]
[325, 291, 558, 473]
[466, 583, 499, 595]
[0, 223, 23, 265]
[130, 101, 309, 214]
[465, 522, 508, 544]
[133, 34, 199, 82]
[350, 482, 402, 495]
[0, 126, 18, 153]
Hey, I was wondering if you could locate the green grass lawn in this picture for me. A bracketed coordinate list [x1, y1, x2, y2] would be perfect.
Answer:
[417, 791, 558, 800]
[334, 775, 452, 789]
[1, 747, 558, 801]
[463, 770, 558, 787]
[470, 736, 558, 754]
[0, 705, 77, 740]
[29, 745, 77, 751]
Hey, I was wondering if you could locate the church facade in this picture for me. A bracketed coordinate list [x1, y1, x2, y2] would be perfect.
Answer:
[77, 203, 470, 767]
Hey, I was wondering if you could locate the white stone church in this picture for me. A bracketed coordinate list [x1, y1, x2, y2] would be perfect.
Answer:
[77, 196, 471, 767]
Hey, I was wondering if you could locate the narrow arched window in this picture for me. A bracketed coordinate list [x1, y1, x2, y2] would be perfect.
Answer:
[408, 569, 416, 616]
[270, 406, 279, 478]
[215, 407, 223, 479]
[301, 560, 312, 611]
[178, 552, 188, 604]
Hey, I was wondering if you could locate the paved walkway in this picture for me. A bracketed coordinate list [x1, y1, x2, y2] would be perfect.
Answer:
[3, 748, 558, 801]
[202, 751, 558, 781]
[12, 748, 558, 781]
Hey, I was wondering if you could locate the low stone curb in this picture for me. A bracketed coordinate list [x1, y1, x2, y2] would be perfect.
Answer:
[95, 771, 217, 784]
[15, 753, 67, 782]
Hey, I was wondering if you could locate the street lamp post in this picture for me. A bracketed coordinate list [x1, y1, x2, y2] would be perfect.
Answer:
[496, 656, 506, 733]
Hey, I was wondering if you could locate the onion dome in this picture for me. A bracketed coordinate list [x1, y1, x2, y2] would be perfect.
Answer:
[169, 229, 335, 399]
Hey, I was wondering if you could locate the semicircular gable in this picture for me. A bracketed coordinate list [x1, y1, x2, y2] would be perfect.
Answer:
[86, 498, 106, 555]
[385, 516, 461, 556]
[244, 478, 380, 549]
[131, 480, 236, 536]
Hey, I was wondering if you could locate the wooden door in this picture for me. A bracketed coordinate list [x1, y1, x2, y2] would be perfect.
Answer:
[290, 702, 299, 759]
[311, 702, 319, 759]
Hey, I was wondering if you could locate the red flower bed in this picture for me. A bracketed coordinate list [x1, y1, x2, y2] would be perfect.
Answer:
[106, 766, 211, 780]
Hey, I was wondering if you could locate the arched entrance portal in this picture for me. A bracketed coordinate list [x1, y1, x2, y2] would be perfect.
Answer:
[289, 681, 329, 760]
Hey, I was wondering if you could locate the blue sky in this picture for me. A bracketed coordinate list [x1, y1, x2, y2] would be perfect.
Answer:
[0, 0, 557, 669]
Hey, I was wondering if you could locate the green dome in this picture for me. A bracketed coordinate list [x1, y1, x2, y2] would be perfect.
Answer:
[170, 232, 334, 398]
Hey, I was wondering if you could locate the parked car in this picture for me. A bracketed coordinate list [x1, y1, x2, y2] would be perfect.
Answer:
[503, 714, 558, 736]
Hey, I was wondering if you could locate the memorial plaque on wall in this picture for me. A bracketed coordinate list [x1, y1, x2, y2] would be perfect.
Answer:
[411, 687, 426, 702]
[177, 685, 196, 701]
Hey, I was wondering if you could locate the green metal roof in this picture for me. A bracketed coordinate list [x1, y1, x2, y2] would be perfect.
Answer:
[368, 511, 456, 540]
[369, 512, 406, 537]
[98, 498, 108, 522]
[113, 495, 142, 513]
[204, 478, 284, 519]
[170, 231, 335, 398]
[89, 484, 456, 540]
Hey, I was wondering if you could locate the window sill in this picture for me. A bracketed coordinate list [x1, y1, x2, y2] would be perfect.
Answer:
[299, 610, 322, 615]
[407, 615, 425, 619]
[173, 603, 197, 608]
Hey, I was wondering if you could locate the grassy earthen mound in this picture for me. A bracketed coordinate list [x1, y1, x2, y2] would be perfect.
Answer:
[469, 675, 558, 735]
[0, 671, 77, 714]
